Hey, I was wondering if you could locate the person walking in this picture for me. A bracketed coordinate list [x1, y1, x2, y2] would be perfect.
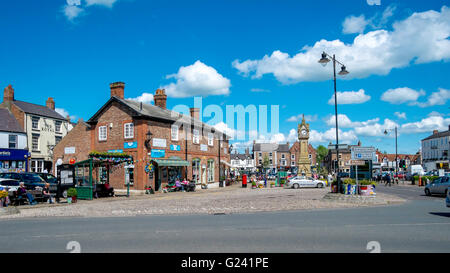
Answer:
[384, 173, 392, 187]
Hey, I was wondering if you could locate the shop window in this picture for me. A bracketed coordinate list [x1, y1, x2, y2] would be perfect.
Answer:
[99, 126, 107, 141]
[31, 160, 43, 173]
[124, 123, 134, 139]
[171, 125, 179, 141]
[32, 134, 40, 151]
[192, 159, 201, 183]
[207, 160, 214, 182]
[8, 135, 17, 149]
[32, 116, 40, 130]
[98, 167, 108, 184]
[55, 120, 62, 133]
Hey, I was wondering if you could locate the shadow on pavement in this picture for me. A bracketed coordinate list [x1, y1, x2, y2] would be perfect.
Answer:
[429, 212, 450, 218]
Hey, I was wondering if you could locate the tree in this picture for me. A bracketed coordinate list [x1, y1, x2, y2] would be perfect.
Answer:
[262, 155, 270, 174]
[316, 145, 328, 174]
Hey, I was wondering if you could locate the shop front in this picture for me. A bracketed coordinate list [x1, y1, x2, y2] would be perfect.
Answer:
[150, 156, 190, 191]
[0, 148, 28, 173]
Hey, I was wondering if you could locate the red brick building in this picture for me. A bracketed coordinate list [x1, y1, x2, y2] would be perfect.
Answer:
[53, 82, 231, 193]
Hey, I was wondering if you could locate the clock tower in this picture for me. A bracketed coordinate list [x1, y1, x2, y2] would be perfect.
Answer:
[297, 115, 312, 177]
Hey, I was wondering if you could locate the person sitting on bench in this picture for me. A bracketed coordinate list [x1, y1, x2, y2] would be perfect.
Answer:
[16, 182, 37, 205]
[42, 183, 53, 204]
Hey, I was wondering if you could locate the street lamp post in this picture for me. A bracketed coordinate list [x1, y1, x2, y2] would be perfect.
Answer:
[384, 127, 398, 178]
[319, 52, 349, 193]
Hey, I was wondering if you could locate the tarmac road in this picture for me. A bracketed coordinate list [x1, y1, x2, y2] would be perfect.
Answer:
[0, 185, 449, 253]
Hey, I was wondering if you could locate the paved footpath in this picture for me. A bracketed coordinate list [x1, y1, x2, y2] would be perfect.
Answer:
[0, 183, 404, 219]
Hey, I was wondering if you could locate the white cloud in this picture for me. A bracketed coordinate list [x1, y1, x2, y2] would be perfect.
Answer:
[85, 0, 118, 8]
[63, 0, 84, 21]
[381, 87, 425, 104]
[287, 114, 318, 123]
[416, 88, 450, 107]
[354, 118, 398, 137]
[309, 128, 358, 144]
[343, 15, 369, 34]
[401, 116, 450, 134]
[55, 108, 77, 121]
[233, 6, 450, 84]
[394, 112, 407, 119]
[250, 88, 270, 93]
[62, 0, 120, 21]
[128, 93, 154, 104]
[324, 114, 379, 128]
[162, 61, 231, 98]
[328, 89, 371, 105]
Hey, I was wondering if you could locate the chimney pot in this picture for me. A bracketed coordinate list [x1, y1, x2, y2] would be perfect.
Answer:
[3, 84, 14, 103]
[154, 88, 167, 109]
[46, 97, 55, 110]
[110, 82, 125, 99]
[433, 130, 439, 135]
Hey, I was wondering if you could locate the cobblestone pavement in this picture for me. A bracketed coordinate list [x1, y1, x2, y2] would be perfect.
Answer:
[0, 183, 406, 219]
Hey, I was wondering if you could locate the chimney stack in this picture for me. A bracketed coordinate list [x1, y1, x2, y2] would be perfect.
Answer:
[154, 89, 167, 109]
[190, 108, 200, 120]
[110, 82, 125, 99]
[433, 130, 439, 135]
[46, 97, 55, 110]
[3, 84, 14, 103]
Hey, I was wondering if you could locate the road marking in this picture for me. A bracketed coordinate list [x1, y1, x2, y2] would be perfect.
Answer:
[345, 222, 450, 228]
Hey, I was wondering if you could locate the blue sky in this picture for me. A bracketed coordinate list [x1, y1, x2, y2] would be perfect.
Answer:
[1, 0, 449, 154]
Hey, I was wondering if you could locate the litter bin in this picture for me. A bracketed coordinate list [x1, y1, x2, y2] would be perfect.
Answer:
[242, 174, 247, 188]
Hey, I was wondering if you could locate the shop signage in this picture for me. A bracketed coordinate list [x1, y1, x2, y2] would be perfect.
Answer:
[151, 149, 165, 158]
[351, 147, 376, 161]
[152, 138, 167, 148]
[124, 142, 138, 149]
[108, 149, 124, 153]
[0, 149, 28, 160]
[350, 160, 366, 166]
[64, 147, 76, 154]
[200, 144, 208, 152]
[170, 144, 181, 151]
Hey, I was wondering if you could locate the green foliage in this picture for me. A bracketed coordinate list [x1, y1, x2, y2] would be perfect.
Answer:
[412, 175, 439, 182]
[89, 151, 132, 159]
[342, 178, 356, 185]
[359, 179, 377, 186]
[262, 155, 270, 169]
[252, 181, 257, 186]
[67, 187, 78, 197]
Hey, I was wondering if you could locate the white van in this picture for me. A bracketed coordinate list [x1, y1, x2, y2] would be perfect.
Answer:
[408, 165, 425, 176]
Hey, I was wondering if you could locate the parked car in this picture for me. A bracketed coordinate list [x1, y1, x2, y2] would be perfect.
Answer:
[0, 172, 46, 191]
[424, 176, 450, 196]
[0, 178, 20, 193]
[285, 176, 326, 189]
[394, 172, 406, 179]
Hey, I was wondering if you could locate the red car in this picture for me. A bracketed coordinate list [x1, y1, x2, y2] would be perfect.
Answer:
[394, 173, 406, 179]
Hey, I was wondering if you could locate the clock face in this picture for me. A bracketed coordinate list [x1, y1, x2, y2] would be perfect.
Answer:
[301, 129, 307, 136]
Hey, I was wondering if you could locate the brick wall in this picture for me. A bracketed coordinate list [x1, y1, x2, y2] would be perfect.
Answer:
[52, 121, 91, 166]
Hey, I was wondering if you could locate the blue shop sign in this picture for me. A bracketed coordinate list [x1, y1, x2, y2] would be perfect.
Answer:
[108, 149, 124, 153]
[0, 149, 29, 160]
[151, 149, 165, 158]
[124, 141, 138, 149]
[170, 145, 181, 151]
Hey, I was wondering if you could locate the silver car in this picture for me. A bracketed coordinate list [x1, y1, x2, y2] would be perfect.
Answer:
[285, 176, 326, 189]
[425, 176, 450, 196]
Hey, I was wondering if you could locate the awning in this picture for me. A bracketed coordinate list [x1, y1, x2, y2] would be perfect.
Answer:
[220, 160, 232, 167]
[152, 158, 189, 167]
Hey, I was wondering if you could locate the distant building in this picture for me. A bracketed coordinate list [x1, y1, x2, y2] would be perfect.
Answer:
[421, 126, 450, 171]
[0, 108, 28, 172]
[375, 150, 421, 172]
[1, 85, 72, 173]
[289, 142, 317, 172]
[230, 148, 255, 173]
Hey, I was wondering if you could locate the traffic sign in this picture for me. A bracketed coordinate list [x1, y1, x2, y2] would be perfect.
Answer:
[351, 160, 366, 166]
[351, 147, 376, 161]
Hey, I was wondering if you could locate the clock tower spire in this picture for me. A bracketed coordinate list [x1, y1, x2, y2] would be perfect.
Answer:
[297, 114, 312, 177]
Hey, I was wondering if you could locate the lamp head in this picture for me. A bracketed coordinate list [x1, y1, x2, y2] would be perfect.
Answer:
[338, 65, 349, 76]
[318, 52, 330, 67]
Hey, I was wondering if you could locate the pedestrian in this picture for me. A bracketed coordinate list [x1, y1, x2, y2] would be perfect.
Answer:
[16, 182, 37, 205]
[327, 173, 333, 186]
[385, 173, 392, 187]
[42, 183, 53, 204]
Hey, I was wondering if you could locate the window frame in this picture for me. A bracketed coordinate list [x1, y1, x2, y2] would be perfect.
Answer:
[55, 120, 62, 133]
[32, 134, 40, 151]
[31, 116, 40, 130]
[171, 125, 179, 141]
[124, 123, 134, 139]
[208, 133, 214, 146]
[192, 129, 200, 144]
[99, 126, 107, 141]
[8, 134, 17, 149]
